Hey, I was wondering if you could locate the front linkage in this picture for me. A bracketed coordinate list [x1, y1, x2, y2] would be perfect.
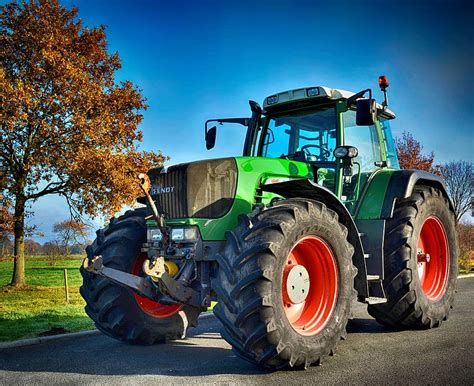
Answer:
[82, 173, 204, 309]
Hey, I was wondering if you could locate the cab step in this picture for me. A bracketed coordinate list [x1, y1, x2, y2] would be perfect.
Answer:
[365, 296, 387, 304]
[367, 274, 380, 281]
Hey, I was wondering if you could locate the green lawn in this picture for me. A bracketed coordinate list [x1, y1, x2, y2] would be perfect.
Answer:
[0, 255, 215, 342]
[0, 255, 94, 342]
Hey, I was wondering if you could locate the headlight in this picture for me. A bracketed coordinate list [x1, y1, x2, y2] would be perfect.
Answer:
[333, 146, 359, 159]
[306, 87, 320, 97]
[147, 228, 163, 242]
[333, 147, 348, 158]
[171, 228, 184, 241]
[184, 227, 198, 241]
[266, 95, 279, 105]
[170, 226, 199, 242]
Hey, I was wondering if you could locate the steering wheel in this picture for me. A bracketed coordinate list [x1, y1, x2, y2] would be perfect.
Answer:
[300, 144, 331, 160]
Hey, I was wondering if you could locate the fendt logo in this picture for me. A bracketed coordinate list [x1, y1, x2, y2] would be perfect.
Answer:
[151, 186, 175, 194]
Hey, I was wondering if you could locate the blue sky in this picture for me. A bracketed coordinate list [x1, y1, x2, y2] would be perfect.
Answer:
[15, 0, 474, 240]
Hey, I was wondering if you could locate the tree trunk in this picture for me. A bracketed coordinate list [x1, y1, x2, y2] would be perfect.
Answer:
[11, 195, 26, 286]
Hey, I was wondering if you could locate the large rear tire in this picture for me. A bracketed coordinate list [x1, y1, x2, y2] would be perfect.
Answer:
[213, 199, 356, 369]
[80, 208, 201, 344]
[367, 186, 458, 328]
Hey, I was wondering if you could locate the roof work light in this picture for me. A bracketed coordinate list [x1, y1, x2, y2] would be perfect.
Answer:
[378, 75, 389, 108]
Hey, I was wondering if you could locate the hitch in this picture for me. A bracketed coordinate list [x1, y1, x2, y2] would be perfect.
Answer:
[83, 256, 201, 307]
[143, 257, 201, 305]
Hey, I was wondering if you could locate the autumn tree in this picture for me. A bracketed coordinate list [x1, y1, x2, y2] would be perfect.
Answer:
[456, 222, 474, 272]
[395, 131, 439, 174]
[53, 219, 88, 255]
[24, 238, 42, 255]
[0, 199, 14, 257]
[1, 0, 165, 286]
[440, 161, 473, 223]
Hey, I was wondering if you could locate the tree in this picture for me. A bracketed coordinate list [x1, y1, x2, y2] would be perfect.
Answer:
[440, 161, 473, 223]
[0, 200, 14, 257]
[456, 222, 473, 272]
[42, 240, 62, 265]
[53, 219, 88, 255]
[70, 241, 90, 255]
[24, 238, 42, 255]
[1, 0, 165, 285]
[395, 132, 439, 174]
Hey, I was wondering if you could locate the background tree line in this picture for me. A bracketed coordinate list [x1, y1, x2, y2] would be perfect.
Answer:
[1, 218, 90, 258]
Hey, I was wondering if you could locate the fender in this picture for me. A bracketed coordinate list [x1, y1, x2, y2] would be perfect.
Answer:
[262, 179, 369, 299]
[380, 169, 454, 219]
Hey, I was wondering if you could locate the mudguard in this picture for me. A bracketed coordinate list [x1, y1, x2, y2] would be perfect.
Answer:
[380, 170, 454, 219]
[262, 179, 369, 299]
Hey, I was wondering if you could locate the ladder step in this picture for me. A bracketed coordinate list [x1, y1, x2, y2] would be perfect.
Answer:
[367, 274, 380, 281]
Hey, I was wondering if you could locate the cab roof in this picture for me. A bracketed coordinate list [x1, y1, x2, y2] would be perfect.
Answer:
[263, 86, 396, 119]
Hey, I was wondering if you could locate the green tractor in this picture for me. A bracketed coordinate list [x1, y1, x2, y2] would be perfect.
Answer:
[81, 76, 458, 369]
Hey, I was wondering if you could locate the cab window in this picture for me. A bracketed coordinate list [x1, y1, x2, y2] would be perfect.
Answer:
[380, 118, 400, 168]
[261, 106, 337, 163]
[342, 110, 381, 172]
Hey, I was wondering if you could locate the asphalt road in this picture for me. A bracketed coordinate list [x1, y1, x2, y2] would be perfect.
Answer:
[1, 277, 473, 385]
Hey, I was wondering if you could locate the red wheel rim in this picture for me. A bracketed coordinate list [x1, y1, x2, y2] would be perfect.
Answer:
[282, 236, 338, 336]
[417, 216, 450, 300]
[132, 253, 182, 318]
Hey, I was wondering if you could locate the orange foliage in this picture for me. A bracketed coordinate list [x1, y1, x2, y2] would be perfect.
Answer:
[395, 132, 439, 175]
[457, 223, 474, 272]
[1, 0, 165, 216]
[0, 201, 14, 236]
[1, 0, 165, 284]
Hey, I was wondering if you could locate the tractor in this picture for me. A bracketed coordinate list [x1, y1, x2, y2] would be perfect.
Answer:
[81, 76, 458, 370]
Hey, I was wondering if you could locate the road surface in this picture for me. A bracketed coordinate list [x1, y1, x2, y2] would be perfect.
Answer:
[1, 277, 473, 384]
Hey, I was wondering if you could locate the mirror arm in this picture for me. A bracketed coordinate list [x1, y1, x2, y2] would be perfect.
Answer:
[205, 118, 249, 134]
[346, 88, 372, 107]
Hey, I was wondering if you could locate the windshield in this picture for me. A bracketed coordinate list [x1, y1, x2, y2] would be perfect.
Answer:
[260, 106, 337, 163]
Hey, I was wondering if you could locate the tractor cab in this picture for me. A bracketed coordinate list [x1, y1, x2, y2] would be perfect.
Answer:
[258, 84, 399, 212]
[206, 77, 400, 213]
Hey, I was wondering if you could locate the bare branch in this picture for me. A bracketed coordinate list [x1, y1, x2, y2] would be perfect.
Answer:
[440, 161, 473, 223]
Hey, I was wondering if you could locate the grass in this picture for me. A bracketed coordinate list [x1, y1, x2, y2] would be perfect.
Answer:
[0, 255, 215, 342]
[0, 255, 94, 342]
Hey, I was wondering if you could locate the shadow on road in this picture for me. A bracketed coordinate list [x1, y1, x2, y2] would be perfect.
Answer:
[0, 316, 396, 377]
[346, 318, 398, 334]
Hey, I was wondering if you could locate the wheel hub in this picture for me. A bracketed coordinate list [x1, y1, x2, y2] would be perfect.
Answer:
[282, 236, 339, 336]
[284, 264, 310, 304]
[417, 216, 450, 300]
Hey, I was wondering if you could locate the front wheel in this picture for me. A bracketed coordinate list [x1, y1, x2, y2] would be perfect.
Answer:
[213, 199, 356, 369]
[368, 186, 458, 328]
[80, 208, 201, 344]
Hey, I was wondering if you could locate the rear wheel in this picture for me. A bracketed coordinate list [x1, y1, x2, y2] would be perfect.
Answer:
[80, 208, 201, 344]
[368, 186, 458, 328]
[213, 199, 356, 369]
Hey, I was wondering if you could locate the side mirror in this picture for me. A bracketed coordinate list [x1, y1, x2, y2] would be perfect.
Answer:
[205, 126, 217, 150]
[356, 98, 377, 126]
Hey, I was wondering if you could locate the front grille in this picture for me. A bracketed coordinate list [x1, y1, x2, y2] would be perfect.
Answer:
[151, 165, 188, 218]
[148, 158, 237, 219]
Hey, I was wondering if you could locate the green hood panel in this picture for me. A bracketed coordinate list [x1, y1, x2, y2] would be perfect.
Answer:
[164, 157, 312, 240]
